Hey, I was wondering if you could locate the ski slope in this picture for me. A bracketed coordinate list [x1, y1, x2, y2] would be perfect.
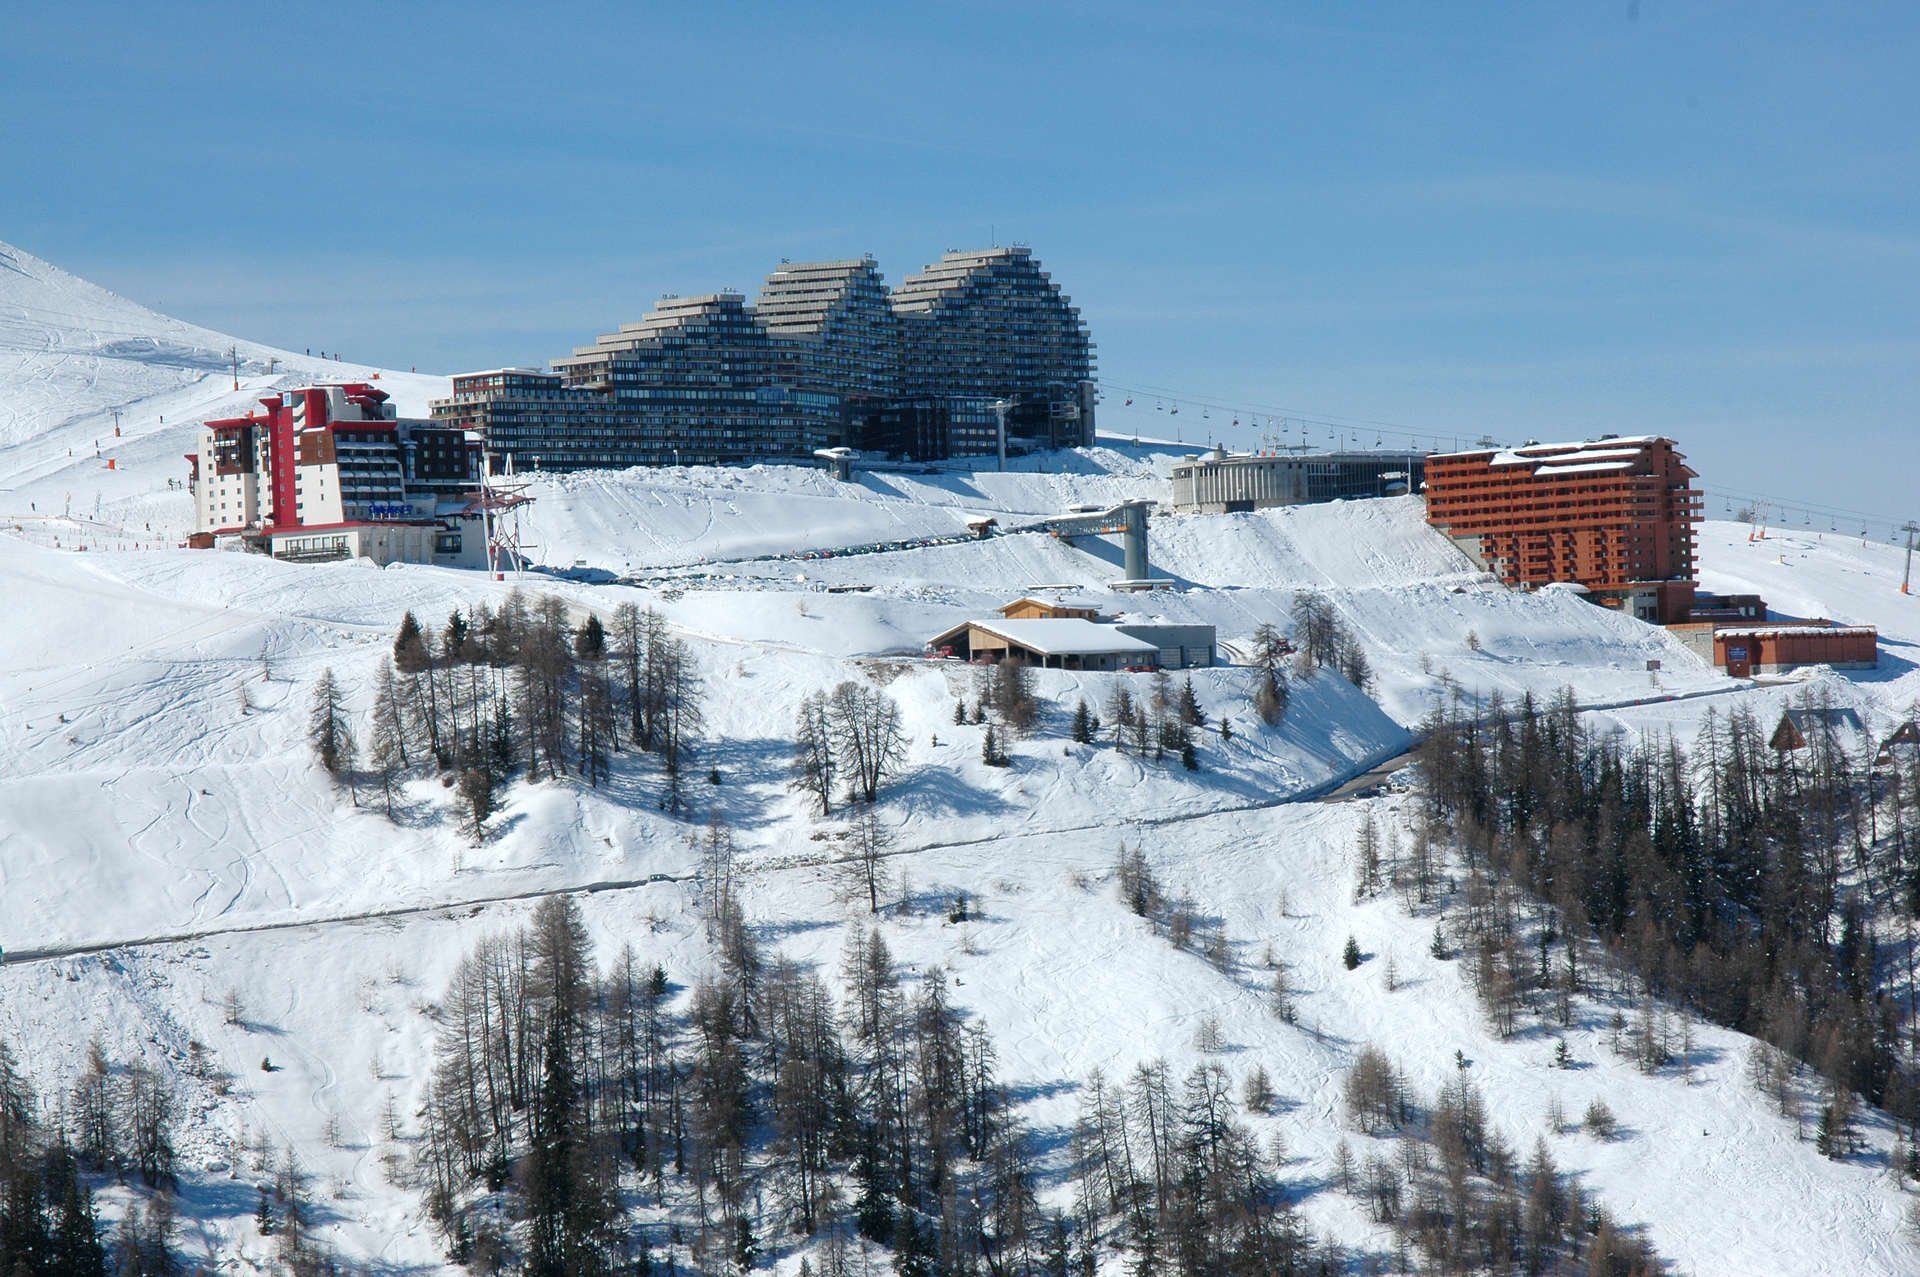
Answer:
[0, 237, 446, 549]
[0, 245, 1915, 1273]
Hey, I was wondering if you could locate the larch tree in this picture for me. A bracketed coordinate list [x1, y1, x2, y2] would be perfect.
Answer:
[846, 805, 895, 915]
[658, 635, 704, 811]
[368, 656, 408, 818]
[828, 680, 906, 804]
[792, 690, 838, 816]
[309, 666, 357, 803]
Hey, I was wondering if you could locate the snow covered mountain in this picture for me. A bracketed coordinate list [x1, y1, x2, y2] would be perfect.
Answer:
[0, 245, 1916, 1275]
[0, 237, 446, 546]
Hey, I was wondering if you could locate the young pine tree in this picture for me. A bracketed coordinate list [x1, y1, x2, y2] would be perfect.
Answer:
[458, 767, 494, 844]
[1070, 699, 1093, 744]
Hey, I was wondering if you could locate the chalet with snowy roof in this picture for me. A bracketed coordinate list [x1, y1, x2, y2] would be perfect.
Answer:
[997, 595, 1108, 621]
[1769, 706, 1867, 754]
[929, 601, 1215, 671]
[1877, 721, 1920, 766]
[927, 618, 1157, 671]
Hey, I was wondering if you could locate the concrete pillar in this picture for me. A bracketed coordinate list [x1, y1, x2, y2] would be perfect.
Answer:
[1121, 500, 1149, 580]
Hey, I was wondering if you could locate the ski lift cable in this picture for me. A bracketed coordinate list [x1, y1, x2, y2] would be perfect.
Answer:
[1106, 381, 1430, 449]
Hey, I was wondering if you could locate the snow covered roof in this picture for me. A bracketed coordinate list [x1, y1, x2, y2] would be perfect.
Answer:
[1775, 706, 1867, 739]
[1435, 436, 1664, 465]
[931, 618, 1158, 656]
[980, 619, 1158, 654]
[1715, 625, 1877, 639]
[1533, 459, 1636, 475]
[1489, 439, 1656, 467]
[999, 594, 1104, 614]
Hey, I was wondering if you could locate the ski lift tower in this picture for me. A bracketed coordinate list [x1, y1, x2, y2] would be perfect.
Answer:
[478, 451, 535, 580]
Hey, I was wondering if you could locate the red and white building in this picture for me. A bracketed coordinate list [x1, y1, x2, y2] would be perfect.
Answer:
[186, 384, 492, 568]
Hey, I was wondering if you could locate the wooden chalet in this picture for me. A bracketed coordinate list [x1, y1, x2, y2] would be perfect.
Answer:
[1769, 706, 1866, 753]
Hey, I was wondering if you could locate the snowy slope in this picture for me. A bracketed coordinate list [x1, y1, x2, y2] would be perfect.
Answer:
[519, 448, 1173, 570]
[1698, 519, 1920, 696]
[0, 247, 1915, 1274]
[0, 237, 446, 548]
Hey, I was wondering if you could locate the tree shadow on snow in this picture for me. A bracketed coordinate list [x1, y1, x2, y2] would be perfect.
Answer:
[752, 915, 843, 943]
[892, 762, 1021, 821]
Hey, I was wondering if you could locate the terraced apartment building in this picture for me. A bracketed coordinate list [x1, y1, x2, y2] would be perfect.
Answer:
[431, 246, 1096, 470]
[1423, 435, 1704, 623]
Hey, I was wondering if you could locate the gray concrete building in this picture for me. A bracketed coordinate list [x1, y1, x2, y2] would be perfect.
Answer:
[1168, 447, 1426, 513]
[434, 245, 1097, 470]
[892, 245, 1097, 451]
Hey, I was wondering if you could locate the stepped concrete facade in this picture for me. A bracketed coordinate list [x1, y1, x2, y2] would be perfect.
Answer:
[433, 246, 1095, 470]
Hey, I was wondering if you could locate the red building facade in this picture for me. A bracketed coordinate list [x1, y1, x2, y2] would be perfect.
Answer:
[1423, 436, 1703, 623]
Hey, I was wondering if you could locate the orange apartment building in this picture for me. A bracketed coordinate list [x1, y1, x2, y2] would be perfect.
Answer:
[1424, 435, 1704, 623]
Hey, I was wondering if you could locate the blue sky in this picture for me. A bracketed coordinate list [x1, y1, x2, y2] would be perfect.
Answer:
[5, 2, 1916, 524]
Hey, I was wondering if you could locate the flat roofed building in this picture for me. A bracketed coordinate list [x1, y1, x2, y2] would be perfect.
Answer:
[435, 369, 619, 471]
[1423, 435, 1703, 624]
[1716, 625, 1878, 677]
[1114, 623, 1217, 670]
[1169, 448, 1427, 513]
[852, 394, 999, 461]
